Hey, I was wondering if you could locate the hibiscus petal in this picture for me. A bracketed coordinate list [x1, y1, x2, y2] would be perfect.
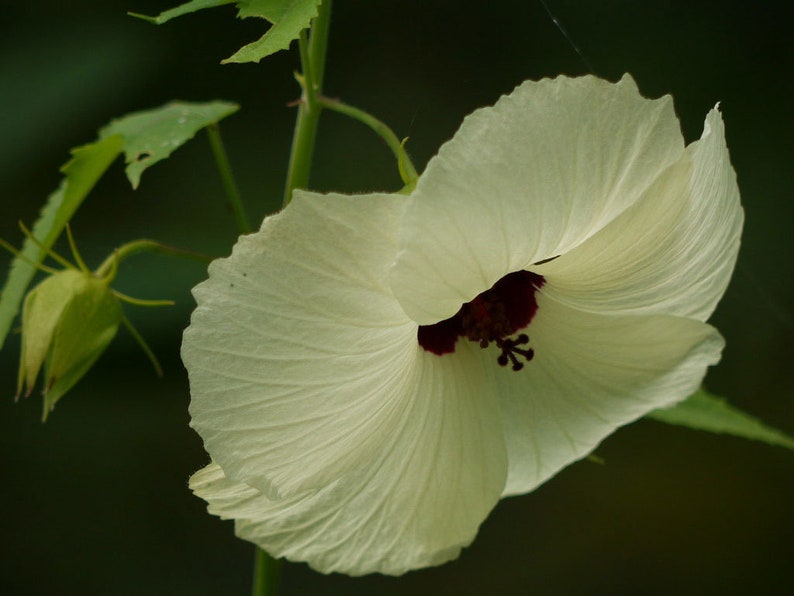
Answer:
[534, 108, 742, 321]
[190, 336, 506, 577]
[392, 74, 686, 325]
[493, 293, 724, 497]
[184, 192, 413, 496]
[183, 191, 505, 504]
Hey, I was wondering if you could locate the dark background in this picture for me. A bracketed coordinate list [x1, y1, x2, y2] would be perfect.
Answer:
[1, 1, 792, 594]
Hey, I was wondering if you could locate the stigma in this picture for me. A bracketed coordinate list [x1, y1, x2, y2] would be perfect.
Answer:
[417, 270, 544, 370]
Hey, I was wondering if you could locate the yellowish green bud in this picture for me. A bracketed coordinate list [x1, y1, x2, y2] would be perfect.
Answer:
[17, 269, 122, 420]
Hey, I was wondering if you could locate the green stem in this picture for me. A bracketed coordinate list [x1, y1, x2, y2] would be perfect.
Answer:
[207, 123, 251, 234]
[318, 96, 419, 185]
[308, 0, 332, 94]
[252, 547, 281, 596]
[94, 240, 211, 279]
[251, 2, 334, 593]
[282, 0, 333, 205]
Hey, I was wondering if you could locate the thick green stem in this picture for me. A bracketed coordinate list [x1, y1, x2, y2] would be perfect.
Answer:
[282, 0, 333, 205]
[251, 3, 334, 594]
[308, 0, 332, 94]
[207, 123, 251, 234]
[252, 547, 281, 596]
[318, 96, 419, 185]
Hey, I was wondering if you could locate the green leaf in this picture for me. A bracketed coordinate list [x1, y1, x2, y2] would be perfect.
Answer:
[224, 0, 323, 64]
[131, 0, 321, 64]
[99, 100, 239, 189]
[648, 388, 794, 450]
[0, 135, 123, 351]
[129, 0, 235, 25]
[0, 100, 235, 351]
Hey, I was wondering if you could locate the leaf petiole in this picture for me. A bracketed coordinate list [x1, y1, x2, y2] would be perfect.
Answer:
[317, 96, 419, 186]
[207, 123, 251, 234]
[94, 240, 211, 279]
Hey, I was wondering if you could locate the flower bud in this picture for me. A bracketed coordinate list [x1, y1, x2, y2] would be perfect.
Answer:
[18, 269, 122, 420]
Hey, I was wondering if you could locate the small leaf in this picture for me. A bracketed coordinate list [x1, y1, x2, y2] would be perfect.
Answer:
[129, 0, 235, 25]
[99, 100, 239, 189]
[132, 0, 321, 63]
[223, 0, 323, 64]
[0, 135, 123, 351]
[648, 388, 794, 450]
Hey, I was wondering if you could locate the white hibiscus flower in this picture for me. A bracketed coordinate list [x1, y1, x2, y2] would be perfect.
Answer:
[183, 74, 742, 576]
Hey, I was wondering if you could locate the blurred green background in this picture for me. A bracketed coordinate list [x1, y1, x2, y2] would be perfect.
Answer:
[1, 1, 792, 594]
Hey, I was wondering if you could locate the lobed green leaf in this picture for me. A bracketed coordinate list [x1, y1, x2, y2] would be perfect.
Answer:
[225, 0, 322, 63]
[648, 388, 794, 450]
[0, 135, 123, 351]
[99, 100, 239, 189]
[133, 0, 322, 63]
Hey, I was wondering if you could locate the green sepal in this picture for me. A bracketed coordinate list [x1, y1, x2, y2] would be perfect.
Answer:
[0, 135, 122, 351]
[99, 100, 239, 189]
[648, 388, 794, 450]
[129, 0, 235, 24]
[17, 269, 123, 420]
[18, 271, 79, 396]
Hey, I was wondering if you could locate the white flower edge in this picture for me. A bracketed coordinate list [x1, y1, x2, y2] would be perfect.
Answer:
[489, 294, 724, 496]
[535, 108, 743, 321]
[184, 191, 508, 575]
[391, 74, 690, 325]
[184, 188, 725, 574]
[183, 74, 741, 575]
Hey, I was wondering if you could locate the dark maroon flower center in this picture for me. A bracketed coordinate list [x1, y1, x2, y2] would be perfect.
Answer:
[417, 270, 545, 371]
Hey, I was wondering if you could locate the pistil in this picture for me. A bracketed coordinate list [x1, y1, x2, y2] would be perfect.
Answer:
[417, 270, 544, 370]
